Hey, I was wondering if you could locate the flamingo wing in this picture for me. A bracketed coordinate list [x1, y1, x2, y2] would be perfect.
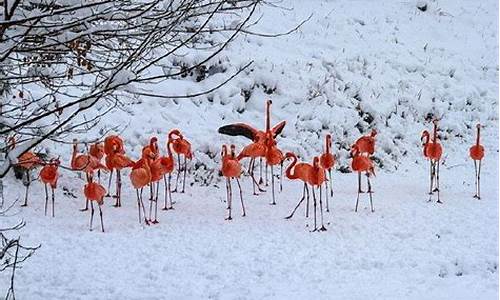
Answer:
[218, 123, 258, 141]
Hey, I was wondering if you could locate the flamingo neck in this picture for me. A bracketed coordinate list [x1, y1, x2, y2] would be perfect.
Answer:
[71, 144, 78, 166]
[167, 140, 174, 158]
[266, 101, 271, 132]
[285, 154, 298, 179]
[326, 136, 331, 153]
[432, 124, 438, 143]
[476, 127, 480, 146]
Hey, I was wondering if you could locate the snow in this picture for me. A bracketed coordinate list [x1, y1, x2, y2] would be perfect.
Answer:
[1, 0, 498, 298]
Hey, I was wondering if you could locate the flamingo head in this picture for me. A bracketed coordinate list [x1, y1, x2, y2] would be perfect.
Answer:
[420, 130, 430, 143]
[370, 129, 377, 137]
[150, 137, 158, 144]
[476, 123, 481, 129]
[350, 144, 360, 157]
[230, 144, 236, 157]
[313, 156, 320, 167]
[285, 152, 295, 160]
[221, 145, 227, 157]
[168, 129, 182, 140]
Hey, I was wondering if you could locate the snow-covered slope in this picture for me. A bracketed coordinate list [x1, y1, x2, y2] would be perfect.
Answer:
[1, 0, 498, 299]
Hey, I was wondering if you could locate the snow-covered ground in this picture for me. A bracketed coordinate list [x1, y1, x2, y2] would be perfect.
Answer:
[1, 0, 498, 299]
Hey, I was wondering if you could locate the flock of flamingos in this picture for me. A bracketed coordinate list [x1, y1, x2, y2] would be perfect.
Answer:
[8, 100, 485, 232]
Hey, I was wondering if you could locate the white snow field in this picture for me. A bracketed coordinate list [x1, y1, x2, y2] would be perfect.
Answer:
[1, 0, 498, 299]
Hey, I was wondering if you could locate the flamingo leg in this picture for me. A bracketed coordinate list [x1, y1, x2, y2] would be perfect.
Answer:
[117, 170, 122, 207]
[270, 165, 276, 205]
[319, 184, 327, 231]
[285, 183, 306, 219]
[265, 163, 269, 187]
[249, 158, 265, 194]
[329, 169, 334, 197]
[236, 178, 245, 216]
[162, 175, 168, 210]
[148, 184, 153, 221]
[106, 169, 113, 197]
[225, 178, 232, 220]
[305, 183, 310, 218]
[324, 171, 330, 213]
[98, 169, 101, 184]
[113, 170, 119, 206]
[51, 187, 55, 218]
[44, 184, 48, 216]
[355, 172, 361, 212]
[279, 161, 283, 192]
[436, 160, 442, 204]
[367, 173, 374, 212]
[136, 189, 141, 223]
[249, 158, 257, 195]
[174, 154, 181, 192]
[21, 170, 30, 206]
[153, 181, 159, 223]
[168, 173, 174, 209]
[258, 158, 264, 185]
[139, 188, 150, 225]
[311, 186, 318, 231]
[476, 160, 481, 198]
[98, 204, 104, 232]
[182, 156, 187, 193]
[428, 161, 435, 202]
[89, 201, 95, 231]
[358, 172, 364, 193]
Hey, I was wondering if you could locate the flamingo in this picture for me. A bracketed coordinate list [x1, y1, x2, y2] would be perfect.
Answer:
[130, 148, 155, 225]
[143, 137, 160, 204]
[218, 99, 286, 185]
[354, 129, 377, 193]
[104, 135, 124, 197]
[421, 130, 433, 195]
[221, 145, 244, 220]
[71, 139, 107, 211]
[83, 181, 106, 232]
[351, 145, 375, 212]
[39, 158, 60, 217]
[424, 120, 443, 203]
[236, 134, 266, 195]
[169, 129, 192, 193]
[145, 137, 163, 224]
[319, 134, 336, 212]
[7, 137, 42, 207]
[469, 123, 484, 199]
[283, 152, 313, 220]
[309, 157, 327, 231]
[160, 138, 175, 210]
[264, 131, 284, 205]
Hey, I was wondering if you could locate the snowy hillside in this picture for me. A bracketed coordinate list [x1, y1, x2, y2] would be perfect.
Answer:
[1, 0, 498, 299]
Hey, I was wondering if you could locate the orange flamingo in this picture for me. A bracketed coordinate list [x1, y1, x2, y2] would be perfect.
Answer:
[169, 129, 192, 193]
[264, 131, 284, 205]
[425, 120, 443, 203]
[421, 130, 433, 195]
[83, 181, 106, 232]
[39, 158, 60, 217]
[351, 145, 375, 212]
[469, 123, 484, 199]
[320, 134, 336, 212]
[284, 152, 313, 220]
[130, 148, 154, 225]
[218, 99, 286, 185]
[353, 129, 376, 193]
[89, 142, 104, 183]
[8, 137, 42, 207]
[236, 134, 266, 195]
[104, 135, 124, 197]
[309, 157, 327, 231]
[71, 139, 107, 211]
[221, 145, 244, 220]
[160, 138, 175, 210]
